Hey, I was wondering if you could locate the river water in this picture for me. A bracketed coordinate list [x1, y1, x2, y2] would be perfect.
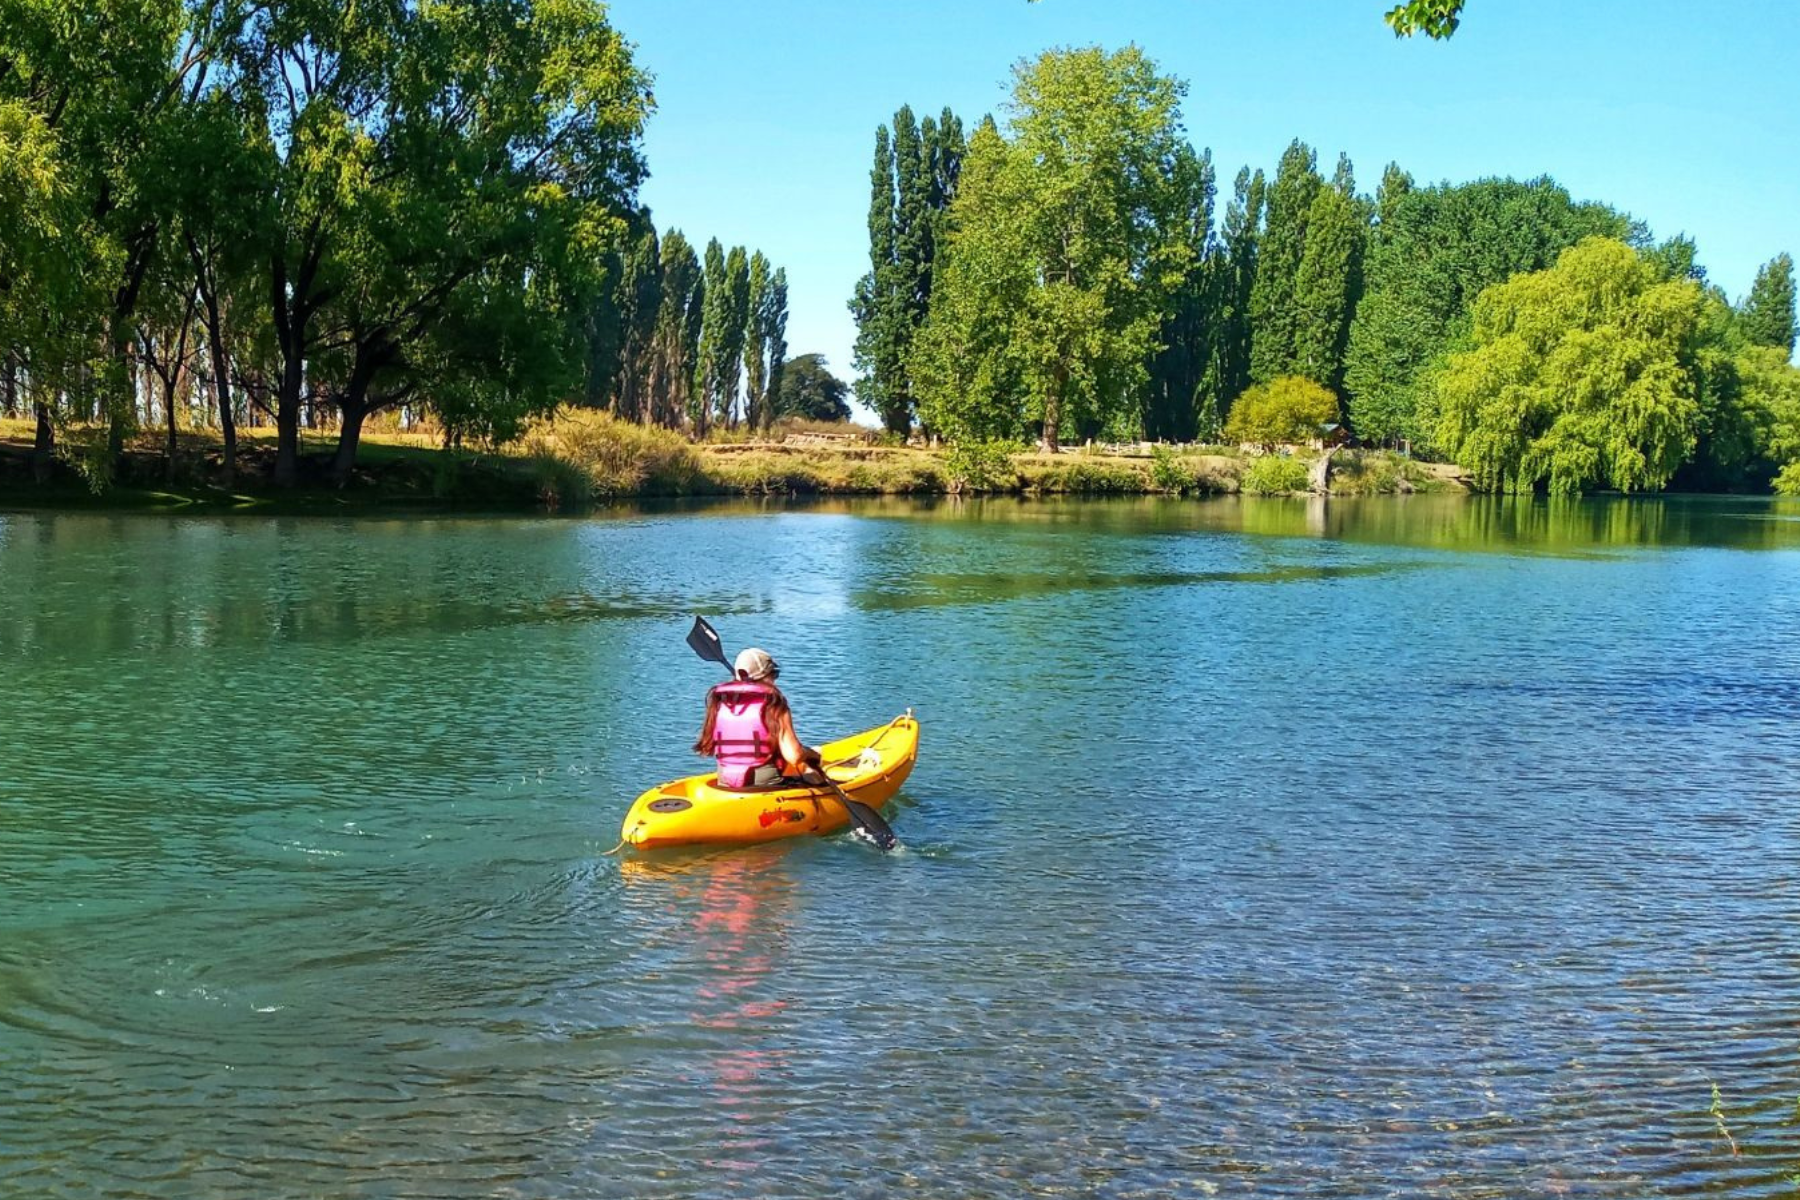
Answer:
[2, 495, 1798, 1198]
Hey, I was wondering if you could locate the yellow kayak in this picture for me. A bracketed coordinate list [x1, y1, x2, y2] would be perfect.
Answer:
[620, 713, 919, 850]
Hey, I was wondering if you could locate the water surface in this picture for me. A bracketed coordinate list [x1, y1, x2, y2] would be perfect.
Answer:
[3, 495, 1799, 1197]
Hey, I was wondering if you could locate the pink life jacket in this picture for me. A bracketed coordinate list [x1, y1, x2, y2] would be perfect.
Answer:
[710, 679, 780, 789]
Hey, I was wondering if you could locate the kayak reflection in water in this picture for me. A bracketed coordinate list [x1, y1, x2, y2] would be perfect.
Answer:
[693, 646, 823, 790]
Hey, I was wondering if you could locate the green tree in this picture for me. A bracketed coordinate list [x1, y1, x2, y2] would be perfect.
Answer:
[754, 267, 789, 432]
[774, 353, 852, 422]
[1434, 238, 1707, 495]
[913, 47, 1193, 450]
[1143, 146, 1216, 442]
[1739, 252, 1796, 353]
[694, 238, 729, 434]
[1223, 376, 1339, 449]
[606, 226, 663, 424]
[743, 251, 771, 430]
[232, 0, 648, 485]
[1344, 176, 1629, 447]
[851, 104, 966, 433]
[1291, 164, 1367, 392]
[1248, 140, 1323, 384]
[717, 245, 751, 428]
[1197, 166, 1265, 430]
[1375, 162, 1413, 237]
[647, 230, 703, 428]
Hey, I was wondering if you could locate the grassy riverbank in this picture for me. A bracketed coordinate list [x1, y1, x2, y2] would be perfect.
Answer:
[0, 412, 1465, 513]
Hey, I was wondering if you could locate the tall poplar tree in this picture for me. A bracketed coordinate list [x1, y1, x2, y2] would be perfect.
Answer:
[743, 251, 770, 429]
[851, 103, 966, 433]
[1144, 146, 1217, 441]
[602, 225, 660, 421]
[719, 245, 751, 427]
[757, 268, 789, 431]
[1248, 140, 1323, 384]
[694, 237, 729, 434]
[648, 231, 703, 429]
[1291, 159, 1367, 393]
[1740, 253, 1796, 353]
[1199, 167, 1265, 426]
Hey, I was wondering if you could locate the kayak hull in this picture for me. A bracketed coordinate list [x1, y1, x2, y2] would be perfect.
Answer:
[620, 715, 918, 850]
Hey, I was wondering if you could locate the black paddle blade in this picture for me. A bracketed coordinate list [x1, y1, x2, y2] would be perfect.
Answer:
[845, 799, 899, 852]
[686, 615, 731, 672]
[811, 772, 897, 851]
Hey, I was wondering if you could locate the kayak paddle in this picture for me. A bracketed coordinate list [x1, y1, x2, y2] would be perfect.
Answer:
[686, 615, 899, 852]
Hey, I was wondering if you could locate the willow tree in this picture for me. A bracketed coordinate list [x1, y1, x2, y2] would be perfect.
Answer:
[1345, 177, 1628, 447]
[913, 47, 1192, 450]
[1434, 238, 1707, 494]
[239, 0, 649, 485]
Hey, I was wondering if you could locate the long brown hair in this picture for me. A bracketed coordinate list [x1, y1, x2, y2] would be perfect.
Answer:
[694, 680, 789, 755]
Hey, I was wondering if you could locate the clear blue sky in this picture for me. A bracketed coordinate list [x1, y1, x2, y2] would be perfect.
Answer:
[606, 0, 1799, 416]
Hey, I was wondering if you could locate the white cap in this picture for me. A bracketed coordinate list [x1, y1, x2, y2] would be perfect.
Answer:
[734, 647, 777, 681]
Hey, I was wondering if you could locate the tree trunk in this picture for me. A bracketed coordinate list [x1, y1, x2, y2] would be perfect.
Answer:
[165, 376, 179, 485]
[1, 352, 16, 418]
[216, 377, 236, 488]
[33, 399, 54, 483]
[1039, 370, 1064, 453]
[273, 354, 303, 488]
[1310, 444, 1340, 495]
[332, 400, 366, 486]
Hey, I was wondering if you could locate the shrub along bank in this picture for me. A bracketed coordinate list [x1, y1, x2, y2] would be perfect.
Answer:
[0, 411, 1461, 513]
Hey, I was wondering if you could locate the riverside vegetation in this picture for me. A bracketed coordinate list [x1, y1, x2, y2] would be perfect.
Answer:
[0, 410, 1459, 511]
[1, 5, 1794, 507]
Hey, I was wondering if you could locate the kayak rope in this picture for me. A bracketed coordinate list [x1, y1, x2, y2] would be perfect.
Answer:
[829, 711, 910, 769]
[603, 837, 629, 856]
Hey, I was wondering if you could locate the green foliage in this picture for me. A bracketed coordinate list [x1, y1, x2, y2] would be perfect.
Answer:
[1197, 167, 1265, 430]
[1434, 238, 1707, 495]
[1385, 1, 1465, 37]
[753, 266, 789, 431]
[1344, 177, 1630, 446]
[522, 408, 702, 500]
[1224, 377, 1340, 448]
[775, 353, 852, 422]
[1291, 176, 1367, 392]
[1739, 252, 1796, 353]
[1021, 457, 1151, 494]
[649, 231, 705, 428]
[1143, 147, 1217, 442]
[1249, 141, 1324, 384]
[943, 440, 1022, 492]
[851, 104, 965, 433]
[913, 47, 1193, 450]
[1773, 460, 1800, 497]
[1749, 348, 1800, 466]
[1240, 455, 1312, 494]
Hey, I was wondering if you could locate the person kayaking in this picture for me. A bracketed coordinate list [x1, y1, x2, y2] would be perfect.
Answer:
[695, 647, 823, 789]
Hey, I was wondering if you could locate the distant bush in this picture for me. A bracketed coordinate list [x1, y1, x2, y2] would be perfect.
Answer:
[1224, 377, 1339, 449]
[1240, 454, 1311, 495]
[521, 409, 702, 503]
[1775, 461, 1800, 497]
[1023, 457, 1150, 494]
[944, 440, 1023, 492]
[1149, 445, 1238, 493]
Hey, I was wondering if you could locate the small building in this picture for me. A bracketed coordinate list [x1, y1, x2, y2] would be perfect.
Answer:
[1309, 422, 1353, 450]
